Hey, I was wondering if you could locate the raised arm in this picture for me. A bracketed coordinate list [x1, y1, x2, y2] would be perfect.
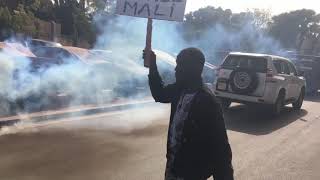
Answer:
[144, 50, 178, 103]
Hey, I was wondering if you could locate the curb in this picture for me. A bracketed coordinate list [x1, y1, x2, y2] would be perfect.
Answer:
[0, 99, 155, 127]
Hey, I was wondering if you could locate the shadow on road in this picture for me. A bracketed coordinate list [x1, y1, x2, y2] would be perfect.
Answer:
[224, 104, 308, 135]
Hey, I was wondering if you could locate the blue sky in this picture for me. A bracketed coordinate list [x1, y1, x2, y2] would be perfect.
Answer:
[185, 0, 319, 14]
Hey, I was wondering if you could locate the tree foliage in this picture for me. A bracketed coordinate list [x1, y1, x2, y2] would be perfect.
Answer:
[11, 4, 37, 34]
[0, 1, 319, 51]
[183, 7, 272, 39]
[0, 0, 102, 43]
[0, 3, 38, 38]
[0, 7, 12, 30]
[183, 7, 320, 52]
[269, 9, 320, 49]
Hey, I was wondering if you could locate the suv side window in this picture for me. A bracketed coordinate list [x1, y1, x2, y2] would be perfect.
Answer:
[281, 61, 290, 75]
[273, 60, 282, 73]
[288, 62, 298, 76]
[273, 60, 291, 75]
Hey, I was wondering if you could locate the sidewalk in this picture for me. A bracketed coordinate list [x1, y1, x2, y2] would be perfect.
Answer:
[0, 97, 155, 127]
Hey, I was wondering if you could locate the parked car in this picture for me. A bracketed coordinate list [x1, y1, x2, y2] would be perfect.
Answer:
[24, 39, 62, 49]
[289, 54, 320, 96]
[214, 52, 306, 115]
[30, 46, 78, 63]
[0, 42, 36, 57]
[30, 46, 150, 101]
[0, 42, 63, 114]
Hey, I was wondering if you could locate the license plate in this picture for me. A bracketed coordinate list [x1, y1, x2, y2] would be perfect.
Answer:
[217, 82, 227, 90]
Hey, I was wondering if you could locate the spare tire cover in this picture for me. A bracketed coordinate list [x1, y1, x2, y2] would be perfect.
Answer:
[229, 68, 259, 95]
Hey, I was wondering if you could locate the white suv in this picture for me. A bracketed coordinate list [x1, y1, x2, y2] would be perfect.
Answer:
[214, 52, 306, 115]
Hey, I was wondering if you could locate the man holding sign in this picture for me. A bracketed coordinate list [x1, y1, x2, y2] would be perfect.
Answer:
[145, 49, 233, 180]
[117, 0, 233, 179]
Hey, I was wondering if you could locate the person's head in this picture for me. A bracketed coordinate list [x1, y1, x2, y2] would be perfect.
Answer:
[175, 48, 205, 87]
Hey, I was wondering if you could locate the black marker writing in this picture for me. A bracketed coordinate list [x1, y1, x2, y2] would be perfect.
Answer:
[154, 4, 165, 16]
[170, 3, 175, 17]
[138, 3, 151, 17]
[123, 1, 138, 15]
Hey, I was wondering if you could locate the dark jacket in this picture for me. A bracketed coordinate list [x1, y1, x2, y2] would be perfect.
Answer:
[149, 68, 234, 180]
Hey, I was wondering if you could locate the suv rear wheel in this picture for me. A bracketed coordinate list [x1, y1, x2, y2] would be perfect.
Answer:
[272, 92, 285, 116]
[293, 88, 305, 110]
[229, 68, 259, 95]
[218, 98, 231, 109]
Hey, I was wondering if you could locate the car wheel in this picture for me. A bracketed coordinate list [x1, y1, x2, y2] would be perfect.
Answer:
[293, 88, 305, 110]
[272, 93, 284, 116]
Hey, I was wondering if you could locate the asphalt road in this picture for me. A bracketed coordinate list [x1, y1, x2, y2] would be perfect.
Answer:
[1, 98, 320, 180]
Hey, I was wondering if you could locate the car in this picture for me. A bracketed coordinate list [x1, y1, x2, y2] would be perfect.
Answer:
[0, 42, 36, 57]
[7, 38, 62, 51]
[30, 46, 150, 102]
[0, 42, 63, 114]
[288, 54, 320, 96]
[30, 46, 78, 63]
[86, 49, 177, 98]
[214, 52, 306, 115]
[25, 39, 62, 49]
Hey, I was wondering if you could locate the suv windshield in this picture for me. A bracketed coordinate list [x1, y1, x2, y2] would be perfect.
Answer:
[222, 55, 268, 73]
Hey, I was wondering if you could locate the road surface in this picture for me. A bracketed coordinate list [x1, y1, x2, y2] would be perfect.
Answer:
[0, 98, 320, 180]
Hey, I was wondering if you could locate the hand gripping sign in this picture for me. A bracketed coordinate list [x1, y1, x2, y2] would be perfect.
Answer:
[116, 0, 187, 67]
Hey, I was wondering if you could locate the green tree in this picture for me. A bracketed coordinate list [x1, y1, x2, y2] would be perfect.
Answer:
[269, 9, 320, 48]
[53, 0, 97, 44]
[231, 9, 271, 30]
[73, 6, 95, 44]
[0, 7, 12, 29]
[31, 0, 55, 21]
[11, 4, 37, 35]
[183, 6, 233, 40]
[0, 0, 19, 10]
[182, 7, 271, 42]
[184, 6, 232, 29]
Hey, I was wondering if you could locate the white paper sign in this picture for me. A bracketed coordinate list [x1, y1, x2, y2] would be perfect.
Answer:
[116, 0, 187, 22]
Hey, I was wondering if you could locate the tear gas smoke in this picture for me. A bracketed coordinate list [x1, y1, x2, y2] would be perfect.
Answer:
[93, 15, 286, 85]
[186, 23, 287, 64]
[0, 13, 286, 134]
[94, 15, 186, 54]
[0, 15, 285, 112]
[0, 38, 177, 119]
[0, 46, 146, 114]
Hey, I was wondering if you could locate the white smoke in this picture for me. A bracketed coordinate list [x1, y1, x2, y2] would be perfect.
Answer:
[94, 15, 186, 53]
[0, 38, 177, 118]
[187, 23, 286, 64]
[0, 12, 287, 134]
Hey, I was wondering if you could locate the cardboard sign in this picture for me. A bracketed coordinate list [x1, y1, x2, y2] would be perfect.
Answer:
[116, 0, 187, 22]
